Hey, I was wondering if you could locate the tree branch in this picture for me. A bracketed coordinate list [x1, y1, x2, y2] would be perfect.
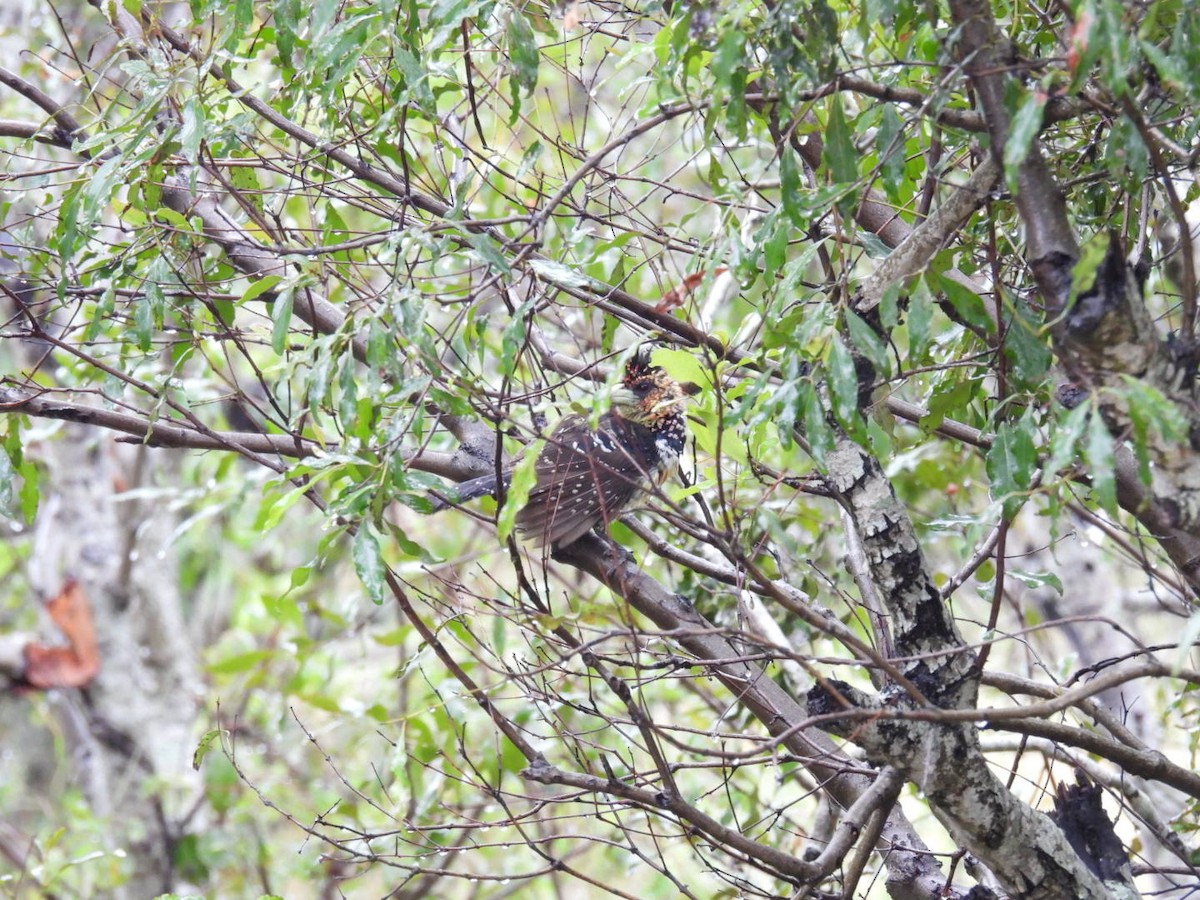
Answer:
[0, 387, 316, 457]
[552, 534, 955, 900]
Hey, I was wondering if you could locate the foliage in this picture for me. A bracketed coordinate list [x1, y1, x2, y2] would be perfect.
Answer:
[1, 0, 1199, 897]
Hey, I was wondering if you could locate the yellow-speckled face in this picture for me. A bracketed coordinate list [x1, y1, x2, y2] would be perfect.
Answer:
[612, 366, 696, 427]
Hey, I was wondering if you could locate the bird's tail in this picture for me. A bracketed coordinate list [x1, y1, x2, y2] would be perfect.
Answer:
[429, 472, 509, 511]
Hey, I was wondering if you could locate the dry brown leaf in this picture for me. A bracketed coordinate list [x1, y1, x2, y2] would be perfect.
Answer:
[23, 580, 100, 689]
[655, 267, 728, 314]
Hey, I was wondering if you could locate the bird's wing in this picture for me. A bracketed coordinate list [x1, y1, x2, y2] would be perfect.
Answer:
[515, 416, 656, 546]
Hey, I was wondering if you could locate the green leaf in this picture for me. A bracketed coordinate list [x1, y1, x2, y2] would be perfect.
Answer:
[799, 382, 834, 466]
[393, 47, 436, 113]
[827, 336, 865, 439]
[172, 833, 210, 885]
[192, 729, 225, 770]
[1121, 375, 1188, 487]
[263, 590, 305, 633]
[55, 185, 85, 260]
[1044, 400, 1091, 479]
[1102, 117, 1148, 185]
[211, 295, 234, 326]
[507, 12, 539, 112]
[1093, 0, 1133, 95]
[1068, 2, 1105, 92]
[1003, 88, 1047, 191]
[232, 0, 253, 34]
[499, 300, 532, 376]
[878, 281, 901, 330]
[153, 207, 195, 232]
[1141, 37, 1193, 99]
[373, 626, 412, 648]
[652, 348, 709, 391]
[876, 103, 906, 198]
[141, 162, 163, 210]
[935, 272, 995, 334]
[907, 277, 934, 361]
[1007, 570, 1064, 593]
[338, 357, 359, 433]
[366, 317, 394, 387]
[527, 257, 592, 289]
[497, 438, 544, 543]
[17, 455, 39, 521]
[386, 521, 435, 562]
[241, 274, 282, 304]
[297, 691, 342, 713]
[780, 146, 802, 225]
[134, 284, 157, 353]
[922, 371, 976, 434]
[354, 523, 387, 604]
[823, 95, 857, 184]
[986, 417, 1037, 517]
[208, 649, 274, 674]
[1120, 376, 1188, 441]
[762, 213, 790, 275]
[203, 753, 239, 816]
[1002, 302, 1052, 385]
[712, 28, 745, 86]
[1084, 410, 1117, 514]
[1065, 232, 1112, 315]
[273, 0, 301, 66]
[179, 96, 205, 162]
[844, 309, 891, 377]
[256, 480, 310, 531]
[464, 232, 512, 273]
[271, 288, 294, 355]
[501, 736, 526, 774]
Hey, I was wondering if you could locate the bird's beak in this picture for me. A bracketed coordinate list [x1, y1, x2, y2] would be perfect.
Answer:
[609, 386, 640, 413]
[651, 387, 698, 414]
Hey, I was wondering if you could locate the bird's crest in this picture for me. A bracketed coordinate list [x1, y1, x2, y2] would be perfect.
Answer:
[621, 347, 658, 385]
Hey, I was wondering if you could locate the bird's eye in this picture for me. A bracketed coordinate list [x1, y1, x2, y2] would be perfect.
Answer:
[633, 380, 651, 394]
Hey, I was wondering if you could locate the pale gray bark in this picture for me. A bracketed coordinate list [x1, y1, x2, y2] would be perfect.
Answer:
[804, 430, 1123, 899]
[20, 429, 201, 898]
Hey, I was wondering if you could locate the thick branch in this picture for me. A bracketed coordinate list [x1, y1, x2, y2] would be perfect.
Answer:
[820, 430, 976, 697]
[0, 67, 88, 152]
[993, 718, 1200, 801]
[857, 155, 999, 313]
[552, 534, 954, 900]
[0, 387, 315, 457]
[946, 0, 1078, 275]
[807, 681, 1112, 900]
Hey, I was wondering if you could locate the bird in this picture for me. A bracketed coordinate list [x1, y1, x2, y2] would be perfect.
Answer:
[436, 355, 698, 547]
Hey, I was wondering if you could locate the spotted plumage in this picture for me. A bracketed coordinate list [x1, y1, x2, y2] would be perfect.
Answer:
[438, 357, 697, 547]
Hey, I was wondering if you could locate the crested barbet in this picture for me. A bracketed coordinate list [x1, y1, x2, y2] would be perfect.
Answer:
[441, 355, 697, 547]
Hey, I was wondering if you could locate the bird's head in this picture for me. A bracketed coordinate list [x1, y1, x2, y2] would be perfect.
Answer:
[611, 356, 700, 428]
